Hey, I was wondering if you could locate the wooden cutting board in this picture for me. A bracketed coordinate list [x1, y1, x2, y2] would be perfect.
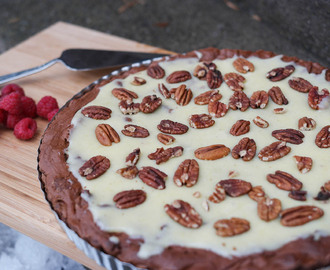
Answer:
[0, 21, 172, 270]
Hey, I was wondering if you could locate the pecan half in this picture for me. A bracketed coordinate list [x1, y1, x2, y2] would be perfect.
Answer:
[81, 106, 112, 120]
[112, 88, 138, 100]
[272, 128, 304, 144]
[214, 217, 250, 237]
[231, 137, 256, 161]
[230, 120, 250, 136]
[288, 77, 313, 93]
[113, 190, 146, 209]
[194, 144, 230, 160]
[158, 83, 171, 98]
[218, 179, 252, 197]
[206, 69, 223, 89]
[228, 91, 250, 111]
[266, 65, 295, 81]
[267, 170, 302, 191]
[253, 116, 269, 128]
[273, 107, 286, 114]
[121, 124, 149, 138]
[189, 114, 215, 129]
[257, 197, 282, 222]
[171, 84, 193, 106]
[308, 87, 330, 110]
[224, 72, 245, 91]
[209, 183, 226, 203]
[147, 63, 165, 79]
[166, 70, 192, 84]
[157, 119, 189, 134]
[148, 146, 183, 164]
[194, 90, 222, 105]
[95, 124, 120, 146]
[125, 148, 140, 166]
[258, 141, 291, 161]
[116, 166, 139, 179]
[119, 100, 140, 115]
[164, 200, 202, 229]
[298, 117, 316, 131]
[280, 205, 324, 227]
[250, 90, 269, 109]
[173, 159, 199, 187]
[268, 86, 288, 105]
[193, 62, 217, 80]
[157, 133, 175, 145]
[140, 95, 162, 113]
[314, 186, 330, 201]
[208, 100, 229, 118]
[139, 166, 167, 189]
[289, 190, 307, 201]
[131, 76, 146, 86]
[315, 125, 330, 148]
[79, 155, 110, 180]
[233, 58, 255, 74]
[293, 155, 313, 174]
[248, 186, 266, 202]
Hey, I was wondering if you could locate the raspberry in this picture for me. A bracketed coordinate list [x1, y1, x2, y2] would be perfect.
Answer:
[6, 114, 24, 129]
[1, 84, 25, 97]
[0, 92, 22, 115]
[21, 96, 37, 118]
[37, 96, 59, 119]
[0, 109, 7, 124]
[47, 108, 59, 121]
[14, 118, 37, 140]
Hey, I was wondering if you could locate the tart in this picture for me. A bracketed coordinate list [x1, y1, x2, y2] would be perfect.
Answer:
[38, 48, 330, 270]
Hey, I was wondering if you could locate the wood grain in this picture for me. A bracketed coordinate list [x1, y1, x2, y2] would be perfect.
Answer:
[0, 21, 172, 270]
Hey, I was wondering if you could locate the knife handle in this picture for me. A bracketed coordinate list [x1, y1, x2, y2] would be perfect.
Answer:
[0, 59, 60, 85]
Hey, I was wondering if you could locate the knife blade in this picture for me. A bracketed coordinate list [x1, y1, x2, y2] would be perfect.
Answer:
[0, 49, 170, 85]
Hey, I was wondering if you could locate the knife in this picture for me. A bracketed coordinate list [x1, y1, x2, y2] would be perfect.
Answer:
[0, 49, 170, 85]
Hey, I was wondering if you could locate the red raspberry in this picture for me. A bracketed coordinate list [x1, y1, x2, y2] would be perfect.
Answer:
[47, 108, 59, 121]
[1, 84, 25, 97]
[21, 96, 37, 118]
[6, 114, 24, 129]
[0, 109, 7, 124]
[14, 118, 37, 140]
[0, 92, 22, 115]
[37, 96, 59, 119]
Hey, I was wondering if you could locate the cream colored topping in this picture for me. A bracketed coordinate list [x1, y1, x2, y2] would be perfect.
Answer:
[67, 55, 330, 259]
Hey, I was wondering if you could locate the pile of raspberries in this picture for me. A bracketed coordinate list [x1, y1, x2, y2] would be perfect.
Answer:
[0, 83, 59, 140]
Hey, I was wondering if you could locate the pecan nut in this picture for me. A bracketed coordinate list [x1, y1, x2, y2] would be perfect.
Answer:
[248, 186, 266, 202]
[81, 106, 112, 120]
[298, 117, 316, 131]
[230, 120, 250, 136]
[140, 95, 162, 113]
[148, 146, 183, 164]
[164, 200, 202, 229]
[189, 114, 215, 129]
[206, 69, 223, 89]
[208, 100, 229, 118]
[268, 86, 288, 105]
[273, 107, 286, 114]
[171, 84, 193, 106]
[280, 205, 324, 226]
[95, 124, 120, 146]
[293, 155, 313, 174]
[158, 83, 171, 98]
[214, 217, 250, 237]
[209, 183, 226, 203]
[218, 179, 252, 197]
[228, 91, 250, 111]
[224, 72, 246, 91]
[231, 137, 256, 161]
[119, 100, 140, 115]
[166, 70, 192, 84]
[314, 185, 330, 201]
[147, 63, 165, 79]
[79, 155, 110, 180]
[194, 144, 230, 160]
[258, 141, 291, 162]
[139, 166, 167, 190]
[315, 125, 330, 148]
[257, 197, 282, 222]
[289, 190, 307, 201]
[233, 58, 255, 74]
[250, 90, 269, 109]
[288, 77, 313, 93]
[266, 65, 295, 81]
[194, 90, 222, 105]
[157, 119, 189, 134]
[125, 148, 140, 166]
[116, 166, 139, 179]
[157, 133, 176, 145]
[131, 76, 146, 86]
[267, 170, 302, 191]
[112, 88, 138, 100]
[113, 190, 146, 209]
[193, 62, 217, 80]
[253, 116, 269, 128]
[308, 87, 330, 110]
[173, 159, 199, 187]
[272, 128, 304, 144]
[121, 124, 150, 138]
